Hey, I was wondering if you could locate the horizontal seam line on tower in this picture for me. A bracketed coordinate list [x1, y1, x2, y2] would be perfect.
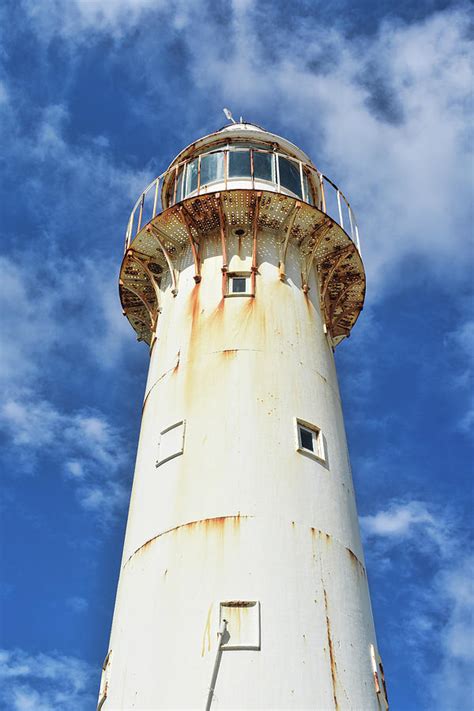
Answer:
[143, 356, 339, 407]
[123, 517, 365, 573]
[123, 514, 254, 568]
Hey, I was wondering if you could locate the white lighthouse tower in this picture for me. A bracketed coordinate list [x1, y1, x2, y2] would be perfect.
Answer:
[98, 119, 388, 710]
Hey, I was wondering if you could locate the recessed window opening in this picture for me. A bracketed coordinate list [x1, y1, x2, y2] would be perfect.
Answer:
[296, 418, 326, 463]
[226, 272, 252, 297]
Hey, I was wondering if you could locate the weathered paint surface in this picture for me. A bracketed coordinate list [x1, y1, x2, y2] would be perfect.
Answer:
[102, 125, 386, 710]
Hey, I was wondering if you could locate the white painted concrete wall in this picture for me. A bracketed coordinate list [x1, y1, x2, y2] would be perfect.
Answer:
[102, 228, 384, 710]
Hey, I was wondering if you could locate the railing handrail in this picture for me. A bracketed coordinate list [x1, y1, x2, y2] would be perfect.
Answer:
[124, 145, 361, 255]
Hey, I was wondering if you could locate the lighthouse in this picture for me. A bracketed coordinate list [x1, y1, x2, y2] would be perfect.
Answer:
[98, 119, 388, 710]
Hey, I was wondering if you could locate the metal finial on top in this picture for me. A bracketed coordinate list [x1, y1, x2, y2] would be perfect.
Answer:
[223, 108, 236, 124]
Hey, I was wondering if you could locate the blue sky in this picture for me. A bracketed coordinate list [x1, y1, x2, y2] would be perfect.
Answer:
[0, 0, 472, 708]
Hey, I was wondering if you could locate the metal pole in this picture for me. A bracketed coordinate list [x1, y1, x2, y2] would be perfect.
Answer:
[205, 619, 227, 711]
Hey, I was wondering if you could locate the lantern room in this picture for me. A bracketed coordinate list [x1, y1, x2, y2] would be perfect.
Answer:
[161, 122, 322, 209]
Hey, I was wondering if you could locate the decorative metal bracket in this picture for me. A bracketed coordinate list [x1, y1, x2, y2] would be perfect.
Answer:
[279, 201, 301, 281]
[147, 225, 179, 296]
[178, 206, 201, 283]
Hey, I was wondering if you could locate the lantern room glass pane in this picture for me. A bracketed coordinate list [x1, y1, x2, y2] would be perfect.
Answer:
[253, 152, 274, 182]
[185, 159, 198, 195]
[229, 150, 251, 178]
[279, 156, 302, 197]
[175, 166, 184, 202]
[200, 152, 224, 187]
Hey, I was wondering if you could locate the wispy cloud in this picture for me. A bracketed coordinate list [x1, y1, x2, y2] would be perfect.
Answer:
[139, 3, 473, 293]
[0, 5, 471, 709]
[0, 648, 95, 711]
[0, 396, 129, 521]
[10, 1, 471, 298]
[361, 499, 443, 545]
[23, 0, 165, 42]
[66, 596, 89, 614]
[362, 498, 473, 710]
[444, 320, 474, 433]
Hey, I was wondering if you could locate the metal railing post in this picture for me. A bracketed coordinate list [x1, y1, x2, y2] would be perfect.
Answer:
[152, 178, 159, 218]
[319, 174, 326, 213]
[337, 190, 344, 229]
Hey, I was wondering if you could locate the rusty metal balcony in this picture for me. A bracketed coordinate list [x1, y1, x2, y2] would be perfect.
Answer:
[124, 145, 361, 255]
[120, 138, 365, 349]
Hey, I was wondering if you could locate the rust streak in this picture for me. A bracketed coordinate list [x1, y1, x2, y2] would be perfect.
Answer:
[201, 603, 213, 657]
[124, 515, 251, 567]
[172, 350, 180, 374]
[323, 588, 339, 711]
[188, 282, 201, 349]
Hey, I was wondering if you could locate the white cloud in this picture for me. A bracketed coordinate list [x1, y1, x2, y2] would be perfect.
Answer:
[23, 0, 167, 42]
[152, 4, 473, 292]
[0, 396, 128, 521]
[361, 500, 437, 539]
[0, 80, 8, 105]
[17, 4, 473, 295]
[0, 253, 132, 397]
[0, 104, 148, 382]
[0, 649, 95, 711]
[4, 5, 470, 329]
[0, 399, 60, 447]
[425, 554, 474, 710]
[0, 95, 142, 522]
[0, 255, 133, 519]
[445, 320, 474, 433]
[66, 596, 89, 613]
[64, 460, 85, 479]
[362, 498, 473, 709]
[0, 257, 57, 389]
[446, 320, 474, 355]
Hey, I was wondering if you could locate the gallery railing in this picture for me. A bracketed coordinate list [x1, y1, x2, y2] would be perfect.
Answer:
[124, 146, 361, 255]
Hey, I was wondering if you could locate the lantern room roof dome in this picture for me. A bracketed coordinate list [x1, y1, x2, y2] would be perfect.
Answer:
[166, 121, 314, 172]
[217, 121, 266, 132]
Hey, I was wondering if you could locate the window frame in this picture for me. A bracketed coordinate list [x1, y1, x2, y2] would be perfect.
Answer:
[295, 417, 327, 465]
[252, 148, 276, 185]
[167, 146, 320, 208]
[278, 154, 303, 198]
[225, 271, 254, 298]
[199, 150, 225, 190]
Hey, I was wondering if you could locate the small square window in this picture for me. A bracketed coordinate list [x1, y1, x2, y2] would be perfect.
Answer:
[296, 418, 326, 464]
[156, 420, 185, 467]
[219, 601, 260, 651]
[226, 272, 252, 297]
